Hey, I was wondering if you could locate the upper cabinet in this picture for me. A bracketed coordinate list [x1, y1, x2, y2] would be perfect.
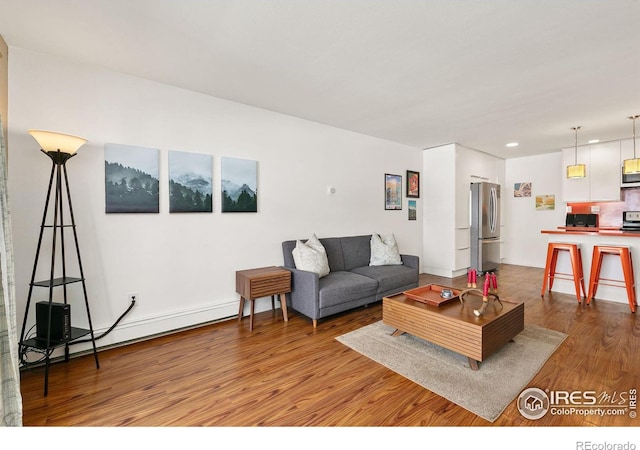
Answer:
[590, 142, 621, 200]
[562, 141, 620, 202]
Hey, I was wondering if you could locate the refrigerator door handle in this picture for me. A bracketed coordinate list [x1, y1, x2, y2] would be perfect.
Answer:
[489, 187, 497, 233]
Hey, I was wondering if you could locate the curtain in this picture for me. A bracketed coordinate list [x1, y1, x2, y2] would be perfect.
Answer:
[0, 114, 22, 426]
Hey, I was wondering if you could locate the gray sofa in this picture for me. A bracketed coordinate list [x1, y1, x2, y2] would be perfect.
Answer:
[282, 234, 419, 327]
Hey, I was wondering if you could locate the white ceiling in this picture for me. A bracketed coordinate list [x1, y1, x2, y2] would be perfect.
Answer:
[0, 0, 639, 159]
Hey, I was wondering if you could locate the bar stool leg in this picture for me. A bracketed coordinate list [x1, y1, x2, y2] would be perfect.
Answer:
[568, 245, 584, 302]
[620, 248, 637, 313]
[586, 247, 603, 304]
[541, 243, 555, 296]
[577, 248, 587, 299]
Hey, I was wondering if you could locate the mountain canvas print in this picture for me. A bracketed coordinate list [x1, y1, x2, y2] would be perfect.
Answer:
[221, 156, 258, 213]
[105, 143, 160, 213]
[168, 150, 213, 213]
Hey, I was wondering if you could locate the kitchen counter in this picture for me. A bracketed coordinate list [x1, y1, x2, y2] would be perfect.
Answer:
[541, 227, 640, 237]
[541, 228, 639, 307]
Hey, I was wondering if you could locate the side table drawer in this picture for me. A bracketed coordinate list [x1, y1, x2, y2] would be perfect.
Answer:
[250, 273, 291, 298]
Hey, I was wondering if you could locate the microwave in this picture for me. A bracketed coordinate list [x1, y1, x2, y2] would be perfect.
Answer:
[621, 168, 640, 185]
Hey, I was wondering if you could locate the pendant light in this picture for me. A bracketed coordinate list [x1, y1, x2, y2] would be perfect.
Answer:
[566, 126, 586, 179]
[623, 115, 640, 175]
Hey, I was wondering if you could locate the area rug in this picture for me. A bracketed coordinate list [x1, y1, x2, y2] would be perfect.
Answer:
[336, 321, 567, 422]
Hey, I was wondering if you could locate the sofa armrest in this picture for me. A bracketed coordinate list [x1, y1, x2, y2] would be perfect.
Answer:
[400, 254, 419, 270]
[283, 267, 321, 320]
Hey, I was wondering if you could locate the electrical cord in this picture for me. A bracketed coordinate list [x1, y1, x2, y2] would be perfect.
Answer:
[74, 298, 136, 344]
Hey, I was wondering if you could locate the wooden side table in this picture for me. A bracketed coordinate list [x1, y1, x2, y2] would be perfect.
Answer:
[236, 266, 291, 331]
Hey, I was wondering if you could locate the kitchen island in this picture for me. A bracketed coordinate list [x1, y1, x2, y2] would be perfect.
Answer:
[541, 227, 640, 308]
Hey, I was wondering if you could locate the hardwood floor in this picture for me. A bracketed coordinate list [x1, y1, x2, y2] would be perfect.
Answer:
[19, 264, 639, 427]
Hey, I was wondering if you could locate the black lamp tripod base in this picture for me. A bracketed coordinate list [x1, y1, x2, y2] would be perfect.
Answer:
[18, 150, 99, 396]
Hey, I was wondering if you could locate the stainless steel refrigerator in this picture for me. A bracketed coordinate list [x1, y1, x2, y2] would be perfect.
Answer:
[470, 182, 501, 273]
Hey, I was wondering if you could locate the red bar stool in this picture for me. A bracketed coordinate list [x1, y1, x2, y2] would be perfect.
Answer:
[587, 245, 637, 313]
[541, 242, 586, 303]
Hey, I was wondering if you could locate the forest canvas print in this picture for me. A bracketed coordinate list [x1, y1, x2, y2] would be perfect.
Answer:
[221, 156, 257, 213]
[105, 143, 160, 213]
[168, 150, 213, 213]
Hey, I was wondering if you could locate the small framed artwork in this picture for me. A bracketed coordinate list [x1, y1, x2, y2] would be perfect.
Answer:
[385, 173, 402, 210]
[406, 170, 420, 198]
[536, 194, 555, 210]
[514, 182, 532, 197]
[408, 200, 417, 220]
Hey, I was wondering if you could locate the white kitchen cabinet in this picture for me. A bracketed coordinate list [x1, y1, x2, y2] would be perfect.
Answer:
[562, 141, 620, 202]
[589, 141, 620, 201]
[620, 137, 640, 170]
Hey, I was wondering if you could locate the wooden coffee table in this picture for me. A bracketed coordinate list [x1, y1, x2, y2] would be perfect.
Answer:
[382, 285, 524, 370]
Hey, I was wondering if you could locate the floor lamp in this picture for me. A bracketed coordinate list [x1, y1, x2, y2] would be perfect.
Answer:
[19, 129, 99, 396]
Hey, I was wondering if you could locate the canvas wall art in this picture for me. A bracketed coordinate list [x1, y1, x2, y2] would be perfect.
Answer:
[104, 143, 160, 213]
[221, 156, 258, 213]
[536, 194, 555, 210]
[514, 182, 532, 197]
[168, 150, 213, 213]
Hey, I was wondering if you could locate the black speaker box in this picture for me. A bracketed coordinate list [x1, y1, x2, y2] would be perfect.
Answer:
[574, 214, 588, 227]
[565, 213, 576, 227]
[586, 214, 598, 227]
[36, 301, 71, 343]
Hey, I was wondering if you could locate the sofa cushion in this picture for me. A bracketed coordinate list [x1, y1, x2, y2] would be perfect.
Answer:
[351, 264, 417, 295]
[369, 233, 402, 266]
[318, 271, 378, 309]
[292, 234, 330, 278]
[318, 237, 346, 272]
[340, 235, 372, 271]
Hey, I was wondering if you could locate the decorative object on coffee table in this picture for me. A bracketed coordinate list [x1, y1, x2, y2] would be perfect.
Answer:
[403, 284, 462, 307]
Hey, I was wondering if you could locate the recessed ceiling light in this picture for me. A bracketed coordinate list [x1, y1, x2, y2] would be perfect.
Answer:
[588, 139, 600, 144]
[506, 142, 519, 148]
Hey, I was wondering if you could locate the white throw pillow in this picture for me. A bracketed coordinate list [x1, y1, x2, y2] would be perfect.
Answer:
[369, 233, 403, 266]
[292, 234, 330, 277]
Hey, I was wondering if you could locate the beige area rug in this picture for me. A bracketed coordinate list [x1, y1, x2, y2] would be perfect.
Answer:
[336, 321, 567, 422]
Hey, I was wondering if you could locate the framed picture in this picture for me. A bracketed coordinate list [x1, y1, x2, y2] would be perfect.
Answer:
[408, 200, 417, 220]
[514, 182, 532, 197]
[385, 173, 402, 210]
[406, 170, 420, 198]
[536, 194, 555, 210]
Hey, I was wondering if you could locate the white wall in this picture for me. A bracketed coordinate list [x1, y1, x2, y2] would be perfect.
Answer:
[8, 48, 423, 353]
[503, 152, 565, 268]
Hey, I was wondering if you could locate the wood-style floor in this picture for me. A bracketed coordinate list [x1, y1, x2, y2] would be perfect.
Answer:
[19, 264, 639, 427]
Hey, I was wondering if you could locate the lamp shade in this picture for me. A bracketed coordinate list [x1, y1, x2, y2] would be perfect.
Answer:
[566, 126, 586, 179]
[567, 164, 586, 179]
[28, 129, 87, 154]
[623, 158, 640, 175]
